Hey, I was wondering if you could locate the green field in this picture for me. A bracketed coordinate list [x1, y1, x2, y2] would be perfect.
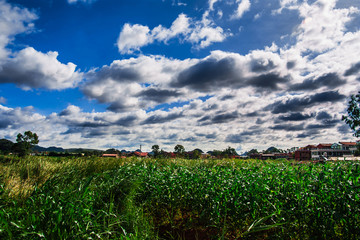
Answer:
[0, 156, 359, 239]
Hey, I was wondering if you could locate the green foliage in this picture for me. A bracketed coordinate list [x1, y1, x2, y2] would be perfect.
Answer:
[247, 149, 259, 156]
[342, 92, 360, 137]
[174, 144, 185, 155]
[105, 148, 121, 155]
[192, 149, 201, 159]
[264, 146, 282, 153]
[211, 147, 238, 158]
[223, 146, 238, 156]
[1, 157, 360, 239]
[151, 145, 160, 157]
[13, 131, 39, 157]
[0, 139, 14, 154]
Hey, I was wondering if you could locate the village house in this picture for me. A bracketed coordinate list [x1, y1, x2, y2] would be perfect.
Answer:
[295, 142, 358, 161]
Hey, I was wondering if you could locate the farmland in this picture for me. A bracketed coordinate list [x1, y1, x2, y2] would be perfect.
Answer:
[0, 156, 360, 239]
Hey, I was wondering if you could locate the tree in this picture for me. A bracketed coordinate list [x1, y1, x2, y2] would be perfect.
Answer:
[248, 149, 259, 155]
[192, 149, 201, 159]
[174, 144, 185, 155]
[264, 146, 282, 154]
[0, 139, 14, 154]
[342, 92, 360, 137]
[223, 146, 238, 156]
[105, 148, 120, 154]
[211, 150, 223, 158]
[13, 131, 39, 157]
[151, 145, 160, 157]
[247, 149, 259, 157]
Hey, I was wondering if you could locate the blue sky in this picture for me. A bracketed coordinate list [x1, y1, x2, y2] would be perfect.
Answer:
[1, 0, 360, 152]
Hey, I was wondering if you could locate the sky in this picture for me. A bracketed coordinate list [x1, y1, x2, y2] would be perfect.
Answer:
[0, 0, 360, 153]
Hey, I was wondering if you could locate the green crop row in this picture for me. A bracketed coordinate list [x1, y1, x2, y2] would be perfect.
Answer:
[0, 156, 359, 239]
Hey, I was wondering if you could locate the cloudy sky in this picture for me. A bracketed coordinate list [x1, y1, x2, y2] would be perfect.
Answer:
[0, 0, 360, 152]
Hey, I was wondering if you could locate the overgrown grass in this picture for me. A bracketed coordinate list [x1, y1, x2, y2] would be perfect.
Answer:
[0, 156, 359, 239]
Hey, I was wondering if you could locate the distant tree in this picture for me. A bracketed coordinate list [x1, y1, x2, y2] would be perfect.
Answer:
[223, 146, 238, 156]
[0, 139, 14, 154]
[159, 149, 169, 159]
[192, 149, 201, 159]
[211, 150, 223, 158]
[174, 144, 185, 155]
[193, 148, 204, 153]
[151, 145, 160, 157]
[264, 146, 281, 154]
[248, 149, 259, 155]
[13, 131, 39, 157]
[342, 92, 360, 137]
[105, 148, 119, 154]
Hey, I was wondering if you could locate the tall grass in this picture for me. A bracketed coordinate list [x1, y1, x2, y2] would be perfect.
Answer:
[0, 156, 359, 239]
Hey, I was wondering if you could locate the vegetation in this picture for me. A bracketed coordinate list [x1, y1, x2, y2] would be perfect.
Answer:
[152, 145, 160, 157]
[0, 139, 14, 155]
[342, 91, 360, 137]
[1, 156, 359, 239]
[174, 144, 185, 155]
[12, 131, 39, 157]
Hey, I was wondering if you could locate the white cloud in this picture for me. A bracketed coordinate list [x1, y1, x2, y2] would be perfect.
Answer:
[0, 1, 83, 90]
[231, 0, 251, 19]
[117, 13, 230, 54]
[152, 13, 191, 42]
[117, 24, 153, 54]
[0, 47, 83, 90]
[294, 0, 359, 53]
[0, 0, 37, 60]
[82, 54, 197, 111]
[209, 0, 220, 11]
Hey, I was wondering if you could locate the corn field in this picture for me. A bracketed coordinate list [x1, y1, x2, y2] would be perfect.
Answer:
[0, 156, 359, 239]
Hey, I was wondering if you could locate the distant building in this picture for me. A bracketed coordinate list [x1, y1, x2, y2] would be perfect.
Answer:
[133, 151, 148, 157]
[295, 142, 358, 160]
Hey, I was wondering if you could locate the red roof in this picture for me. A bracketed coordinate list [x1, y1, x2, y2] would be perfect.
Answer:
[339, 142, 357, 146]
[134, 151, 148, 157]
[317, 144, 333, 148]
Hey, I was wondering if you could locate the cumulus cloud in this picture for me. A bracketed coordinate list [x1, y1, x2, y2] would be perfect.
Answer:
[117, 13, 230, 53]
[82, 55, 196, 112]
[277, 112, 314, 122]
[344, 62, 360, 76]
[0, 105, 45, 130]
[172, 57, 243, 92]
[0, 47, 82, 90]
[82, 48, 292, 113]
[290, 73, 346, 91]
[117, 24, 153, 54]
[0, 1, 82, 90]
[268, 91, 346, 114]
